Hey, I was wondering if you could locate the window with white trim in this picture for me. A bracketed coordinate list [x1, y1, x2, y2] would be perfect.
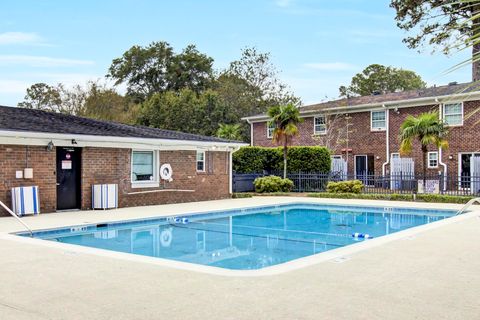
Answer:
[196, 151, 205, 172]
[391, 153, 400, 160]
[443, 103, 463, 126]
[267, 122, 275, 139]
[371, 110, 386, 131]
[428, 151, 439, 168]
[131, 150, 158, 184]
[314, 115, 327, 135]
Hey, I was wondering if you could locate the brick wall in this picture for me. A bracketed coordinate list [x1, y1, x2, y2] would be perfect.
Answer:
[81, 148, 230, 209]
[251, 101, 480, 176]
[0, 145, 56, 215]
[0, 145, 230, 216]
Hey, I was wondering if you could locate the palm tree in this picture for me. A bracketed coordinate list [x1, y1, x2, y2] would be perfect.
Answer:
[267, 103, 303, 178]
[399, 112, 449, 183]
[216, 123, 242, 141]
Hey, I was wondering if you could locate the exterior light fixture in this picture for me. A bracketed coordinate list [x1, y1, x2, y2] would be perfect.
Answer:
[46, 141, 54, 151]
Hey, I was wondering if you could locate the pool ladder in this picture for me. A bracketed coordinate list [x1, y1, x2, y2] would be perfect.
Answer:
[456, 198, 480, 216]
[0, 200, 33, 236]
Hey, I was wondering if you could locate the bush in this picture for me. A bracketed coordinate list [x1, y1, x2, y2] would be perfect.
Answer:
[254, 176, 294, 193]
[307, 192, 473, 204]
[326, 180, 363, 193]
[232, 193, 253, 198]
[233, 146, 331, 173]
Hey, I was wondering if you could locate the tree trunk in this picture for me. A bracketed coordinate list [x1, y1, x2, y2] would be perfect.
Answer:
[472, 41, 480, 82]
[472, 5, 480, 82]
[422, 145, 427, 187]
[283, 137, 288, 179]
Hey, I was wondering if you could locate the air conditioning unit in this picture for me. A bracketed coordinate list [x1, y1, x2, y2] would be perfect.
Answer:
[11, 186, 40, 216]
[92, 184, 118, 209]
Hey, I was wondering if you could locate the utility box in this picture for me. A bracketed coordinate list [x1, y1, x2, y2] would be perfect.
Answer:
[92, 184, 118, 209]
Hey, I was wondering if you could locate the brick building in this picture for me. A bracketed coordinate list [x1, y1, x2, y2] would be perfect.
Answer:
[0, 106, 246, 216]
[244, 82, 480, 184]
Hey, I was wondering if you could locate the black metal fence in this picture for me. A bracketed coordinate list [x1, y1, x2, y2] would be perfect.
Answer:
[232, 171, 480, 196]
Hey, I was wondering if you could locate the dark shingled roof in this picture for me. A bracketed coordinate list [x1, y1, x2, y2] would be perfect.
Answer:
[0, 105, 239, 144]
[300, 81, 480, 113]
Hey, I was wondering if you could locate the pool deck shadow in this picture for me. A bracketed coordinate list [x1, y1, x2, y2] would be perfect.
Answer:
[0, 197, 479, 319]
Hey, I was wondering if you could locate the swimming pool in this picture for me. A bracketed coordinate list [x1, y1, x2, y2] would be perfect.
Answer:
[21, 203, 455, 270]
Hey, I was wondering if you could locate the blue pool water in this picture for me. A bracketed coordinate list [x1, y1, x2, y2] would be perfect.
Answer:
[23, 203, 455, 270]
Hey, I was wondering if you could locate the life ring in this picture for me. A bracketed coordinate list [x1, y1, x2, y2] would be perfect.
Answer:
[160, 163, 173, 181]
[160, 228, 173, 247]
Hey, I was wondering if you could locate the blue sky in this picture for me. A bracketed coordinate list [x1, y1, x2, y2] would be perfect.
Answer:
[0, 0, 471, 106]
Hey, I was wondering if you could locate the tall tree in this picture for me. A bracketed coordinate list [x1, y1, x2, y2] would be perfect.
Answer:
[339, 64, 426, 97]
[80, 82, 139, 124]
[138, 88, 230, 137]
[107, 41, 214, 101]
[18, 83, 85, 115]
[399, 112, 449, 184]
[390, 0, 480, 81]
[267, 104, 303, 178]
[227, 47, 300, 108]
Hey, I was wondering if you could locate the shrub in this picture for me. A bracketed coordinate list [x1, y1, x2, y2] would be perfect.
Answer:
[254, 176, 294, 193]
[233, 146, 331, 173]
[307, 192, 473, 204]
[232, 193, 253, 198]
[326, 180, 363, 193]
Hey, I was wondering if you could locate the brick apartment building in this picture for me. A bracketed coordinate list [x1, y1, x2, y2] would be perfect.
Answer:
[0, 106, 246, 216]
[243, 82, 480, 185]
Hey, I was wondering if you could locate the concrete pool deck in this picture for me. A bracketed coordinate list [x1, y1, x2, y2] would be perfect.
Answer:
[0, 197, 479, 319]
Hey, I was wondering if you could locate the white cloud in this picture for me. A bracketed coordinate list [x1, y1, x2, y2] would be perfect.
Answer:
[275, 0, 293, 7]
[303, 62, 356, 71]
[0, 55, 94, 67]
[0, 32, 45, 45]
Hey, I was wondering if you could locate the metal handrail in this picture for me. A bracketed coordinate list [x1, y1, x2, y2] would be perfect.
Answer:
[0, 201, 33, 236]
[456, 198, 480, 215]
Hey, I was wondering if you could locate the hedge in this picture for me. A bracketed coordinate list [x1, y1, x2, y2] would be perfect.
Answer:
[307, 192, 474, 204]
[233, 146, 331, 173]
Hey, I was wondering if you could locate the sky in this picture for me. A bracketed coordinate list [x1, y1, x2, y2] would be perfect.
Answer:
[0, 0, 472, 107]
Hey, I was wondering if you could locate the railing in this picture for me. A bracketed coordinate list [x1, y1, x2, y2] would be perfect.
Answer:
[232, 171, 480, 196]
[0, 200, 33, 236]
[456, 198, 480, 215]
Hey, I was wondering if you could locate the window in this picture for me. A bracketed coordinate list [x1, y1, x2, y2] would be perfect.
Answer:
[428, 151, 439, 168]
[196, 151, 205, 172]
[314, 116, 327, 135]
[131, 150, 157, 185]
[443, 103, 463, 126]
[267, 122, 275, 139]
[391, 153, 400, 160]
[371, 110, 386, 131]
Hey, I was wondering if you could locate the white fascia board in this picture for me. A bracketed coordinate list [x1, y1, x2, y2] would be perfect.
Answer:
[0, 130, 248, 151]
[242, 91, 480, 122]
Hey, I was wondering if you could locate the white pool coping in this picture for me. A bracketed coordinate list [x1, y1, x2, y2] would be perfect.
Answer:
[0, 197, 476, 277]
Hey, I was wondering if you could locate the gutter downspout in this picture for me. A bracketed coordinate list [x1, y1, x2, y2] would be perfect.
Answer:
[438, 100, 448, 191]
[247, 120, 253, 146]
[382, 108, 390, 176]
[229, 146, 242, 194]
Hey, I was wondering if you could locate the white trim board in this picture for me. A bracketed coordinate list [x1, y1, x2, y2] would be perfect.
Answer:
[0, 130, 247, 151]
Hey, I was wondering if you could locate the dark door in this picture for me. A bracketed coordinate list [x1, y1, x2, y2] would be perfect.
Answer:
[355, 155, 374, 185]
[56, 147, 81, 210]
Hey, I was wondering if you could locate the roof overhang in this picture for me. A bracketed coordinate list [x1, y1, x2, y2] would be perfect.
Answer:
[0, 130, 247, 151]
[242, 91, 480, 123]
